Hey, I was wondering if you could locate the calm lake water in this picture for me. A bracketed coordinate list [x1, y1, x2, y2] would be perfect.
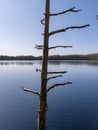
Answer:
[0, 60, 98, 130]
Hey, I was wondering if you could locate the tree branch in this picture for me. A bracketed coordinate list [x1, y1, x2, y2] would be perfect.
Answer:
[50, 7, 81, 16]
[47, 75, 63, 81]
[47, 82, 72, 92]
[36, 68, 42, 72]
[40, 18, 45, 25]
[96, 15, 98, 20]
[34, 45, 44, 50]
[49, 46, 72, 50]
[47, 71, 67, 74]
[49, 24, 90, 36]
[21, 87, 40, 96]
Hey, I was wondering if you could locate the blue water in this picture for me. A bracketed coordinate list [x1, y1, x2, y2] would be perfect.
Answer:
[0, 60, 98, 130]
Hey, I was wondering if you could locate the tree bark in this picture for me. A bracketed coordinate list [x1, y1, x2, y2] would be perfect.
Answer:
[38, 0, 50, 130]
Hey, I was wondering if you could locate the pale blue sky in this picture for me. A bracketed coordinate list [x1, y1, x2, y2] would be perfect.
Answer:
[0, 0, 98, 56]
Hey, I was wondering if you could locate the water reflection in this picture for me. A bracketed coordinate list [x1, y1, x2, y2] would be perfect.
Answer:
[0, 60, 98, 66]
[48, 60, 98, 66]
[0, 61, 34, 66]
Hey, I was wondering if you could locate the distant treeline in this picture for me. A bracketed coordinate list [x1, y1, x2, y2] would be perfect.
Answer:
[0, 53, 98, 60]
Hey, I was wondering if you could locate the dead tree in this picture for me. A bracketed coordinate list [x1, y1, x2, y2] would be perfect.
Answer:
[21, 0, 90, 130]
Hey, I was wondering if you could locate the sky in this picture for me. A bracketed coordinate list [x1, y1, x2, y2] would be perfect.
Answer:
[0, 0, 98, 56]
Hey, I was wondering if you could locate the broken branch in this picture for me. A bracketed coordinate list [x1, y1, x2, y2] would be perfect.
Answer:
[47, 82, 72, 92]
[36, 68, 42, 72]
[34, 45, 44, 50]
[49, 46, 72, 50]
[49, 24, 90, 36]
[50, 7, 81, 16]
[40, 18, 45, 25]
[21, 87, 40, 96]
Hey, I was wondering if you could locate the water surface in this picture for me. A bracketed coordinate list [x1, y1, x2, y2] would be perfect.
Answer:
[0, 60, 98, 130]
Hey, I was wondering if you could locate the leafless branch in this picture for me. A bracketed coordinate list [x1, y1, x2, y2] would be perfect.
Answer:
[34, 45, 44, 50]
[40, 18, 45, 25]
[47, 82, 72, 92]
[49, 46, 72, 50]
[36, 68, 42, 72]
[47, 71, 67, 74]
[47, 75, 63, 81]
[50, 7, 81, 16]
[96, 15, 98, 20]
[49, 24, 90, 36]
[21, 87, 40, 96]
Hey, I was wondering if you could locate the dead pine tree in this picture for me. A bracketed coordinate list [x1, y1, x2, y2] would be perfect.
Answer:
[21, 0, 90, 130]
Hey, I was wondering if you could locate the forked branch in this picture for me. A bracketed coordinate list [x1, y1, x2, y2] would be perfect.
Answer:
[21, 87, 40, 96]
[49, 24, 90, 36]
[47, 82, 72, 92]
[49, 46, 72, 50]
[50, 7, 81, 16]
[47, 75, 63, 81]
[47, 71, 67, 74]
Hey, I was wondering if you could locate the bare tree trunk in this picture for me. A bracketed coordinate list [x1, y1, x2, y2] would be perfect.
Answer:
[21, 1, 89, 130]
[38, 0, 50, 130]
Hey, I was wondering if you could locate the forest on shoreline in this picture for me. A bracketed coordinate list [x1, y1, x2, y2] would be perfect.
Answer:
[0, 53, 98, 60]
